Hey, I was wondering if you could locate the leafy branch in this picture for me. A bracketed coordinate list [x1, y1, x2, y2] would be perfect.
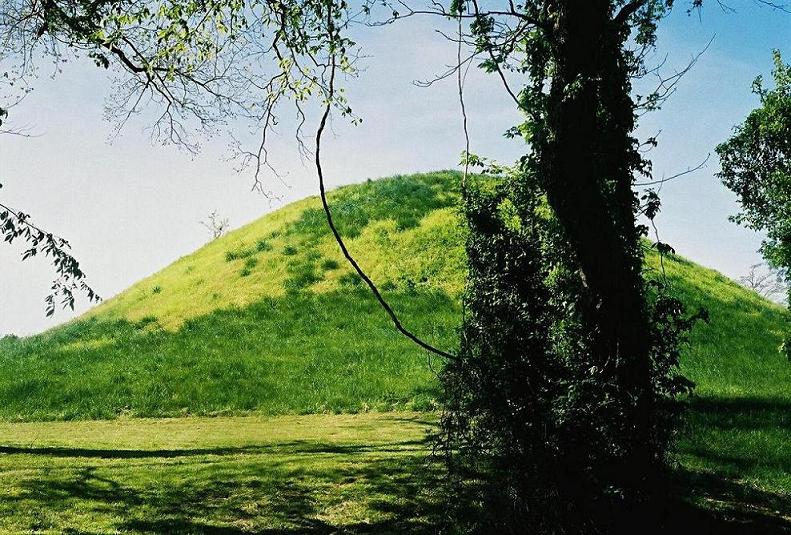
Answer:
[0, 190, 99, 316]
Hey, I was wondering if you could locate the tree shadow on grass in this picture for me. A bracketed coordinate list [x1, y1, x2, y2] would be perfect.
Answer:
[0, 439, 429, 459]
[665, 397, 791, 534]
[664, 469, 791, 535]
[2, 436, 447, 534]
[3, 398, 789, 533]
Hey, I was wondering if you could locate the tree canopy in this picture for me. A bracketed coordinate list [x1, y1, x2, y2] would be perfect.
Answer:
[718, 51, 791, 292]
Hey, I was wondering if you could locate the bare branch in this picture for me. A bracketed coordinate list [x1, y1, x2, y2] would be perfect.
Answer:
[634, 153, 710, 187]
[313, 14, 458, 361]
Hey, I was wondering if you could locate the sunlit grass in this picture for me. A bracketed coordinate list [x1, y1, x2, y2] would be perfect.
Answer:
[0, 172, 464, 420]
[85, 171, 465, 330]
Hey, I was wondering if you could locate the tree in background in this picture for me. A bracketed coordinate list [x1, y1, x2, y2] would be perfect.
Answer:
[719, 51, 791, 364]
[200, 210, 230, 241]
[739, 263, 787, 303]
[719, 51, 791, 303]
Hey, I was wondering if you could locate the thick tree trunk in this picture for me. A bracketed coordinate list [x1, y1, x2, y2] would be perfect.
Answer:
[542, 0, 654, 481]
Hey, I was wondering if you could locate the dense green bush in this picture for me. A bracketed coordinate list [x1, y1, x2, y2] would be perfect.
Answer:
[441, 175, 700, 533]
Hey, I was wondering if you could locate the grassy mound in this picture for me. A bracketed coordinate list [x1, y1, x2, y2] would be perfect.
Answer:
[653, 253, 791, 504]
[0, 171, 788, 427]
[1, 172, 465, 420]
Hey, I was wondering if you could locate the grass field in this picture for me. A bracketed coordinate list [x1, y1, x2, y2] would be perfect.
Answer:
[654, 252, 791, 512]
[0, 172, 789, 531]
[0, 411, 787, 533]
[0, 413, 442, 533]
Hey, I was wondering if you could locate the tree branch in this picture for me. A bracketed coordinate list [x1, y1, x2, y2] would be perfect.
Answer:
[313, 17, 458, 361]
[613, 0, 648, 25]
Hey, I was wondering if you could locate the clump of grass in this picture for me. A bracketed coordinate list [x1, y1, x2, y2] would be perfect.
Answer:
[240, 257, 259, 277]
[339, 272, 363, 287]
[283, 245, 298, 256]
[381, 281, 397, 291]
[401, 278, 418, 294]
[225, 247, 256, 262]
[395, 215, 419, 231]
[284, 264, 322, 293]
[134, 316, 158, 329]
[152, 286, 162, 294]
[321, 259, 340, 271]
[256, 239, 272, 252]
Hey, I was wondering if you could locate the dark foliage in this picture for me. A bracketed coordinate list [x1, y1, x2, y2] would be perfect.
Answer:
[439, 1, 708, 532]
[441, 174, 701, 533]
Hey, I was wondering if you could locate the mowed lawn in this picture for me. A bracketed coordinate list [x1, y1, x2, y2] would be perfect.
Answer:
[0, 413, 443, 534]
[0, 409, 788, 533]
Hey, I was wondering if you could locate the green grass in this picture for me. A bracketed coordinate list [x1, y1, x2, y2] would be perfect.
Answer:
[645, 251, 791, 516]
[0, 291, 454, 420]
[0, 171, 789, 530]
[0, 411, 786, 533]
[0, 413, 444, 533]
[0, 172, 464, 420]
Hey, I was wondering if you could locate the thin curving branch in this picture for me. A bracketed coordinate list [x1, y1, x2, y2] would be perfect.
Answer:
[634, 153, 710, 187]
[313, 15, 458, 361]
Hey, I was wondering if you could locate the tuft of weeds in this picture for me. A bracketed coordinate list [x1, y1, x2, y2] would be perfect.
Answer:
[225, 247, 256, 262]
[240, 257, 259, 277]
[381, 281, 397, 292]
[321, 259, 340, 271]
[284, 264, 323, 293]
[339, 272, 363, 287]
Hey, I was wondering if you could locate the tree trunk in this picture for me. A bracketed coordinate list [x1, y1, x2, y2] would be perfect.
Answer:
[542, 0, 654, 482]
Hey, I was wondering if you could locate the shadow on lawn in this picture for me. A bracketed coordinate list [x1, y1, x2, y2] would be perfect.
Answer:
[668, 469, 791, 535]
[5, 436, 448, 534]
[667, 397, 791, 535]
[3, 400, 789, 533]
[682, 397, 791, 474]
[0, 439, 428, 459]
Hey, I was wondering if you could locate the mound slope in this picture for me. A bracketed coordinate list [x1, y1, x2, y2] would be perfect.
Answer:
[0, 171, 788, 427]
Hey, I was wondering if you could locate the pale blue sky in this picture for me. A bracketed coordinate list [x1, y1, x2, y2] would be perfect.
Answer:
[1, 4, 789, 335]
